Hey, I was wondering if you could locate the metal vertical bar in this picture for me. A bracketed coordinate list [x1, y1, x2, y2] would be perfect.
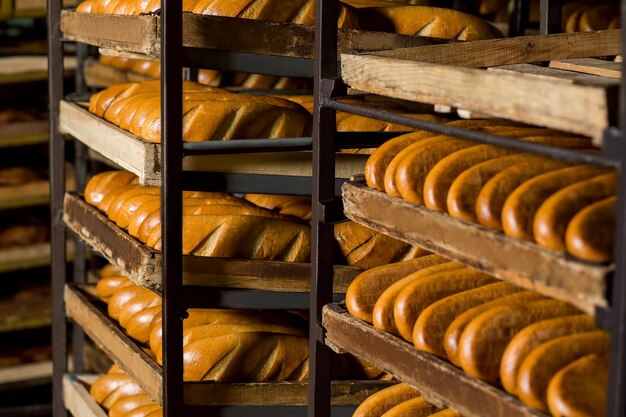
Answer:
[161, 0, 184, 413]
[509, 0, 530, 37]
[606, 3, 626, 416]
[540, 0, 562, 34]
[47, 0, 68, 413]
[309, 0, 337, 417]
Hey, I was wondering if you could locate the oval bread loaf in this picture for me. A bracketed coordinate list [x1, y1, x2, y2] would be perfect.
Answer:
[565, 196, 617, 263]
[352, 383, 420, 417]
[381, 397, 440, 417]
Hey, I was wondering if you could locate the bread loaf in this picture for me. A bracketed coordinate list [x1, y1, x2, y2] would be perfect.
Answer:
[346, 255, 446, 323]
[500, 314, 596, 395]
[516, 330, 610, 411]
[108, 394, 155, 417]
[393, 269, 497, 341]
[413, 281, 522, 358]
[501, 165, 608, 241]
[372, 262, 464, 335]
[96, 275, 133, 303]
[444, 291, 546, 366]
[0, 223, 49, 249]
[84, 171, 138, 206]
[0, 167, 41, 186]
[547, 353, 608, 417]
[244, 194, 312, 221]
[356, 6, 504, 39]
[352, 383, 420, 417]
[475, 159, 570, 230]
[565, 196, 617, 263]
[457, 300, 581, 382]
[381, 397, 440, 417]
[533, 173, 617, 252]
[90, 372, 144, 410]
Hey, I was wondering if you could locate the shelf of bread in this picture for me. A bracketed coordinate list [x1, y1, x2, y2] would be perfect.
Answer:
[323, 303, 547, 417]
[66, 284, 392, 407]
[0, 286, 50, 333]
[63, 192, 361, 292]
[59, 100, 368, 184]
[341, 30, 620, 144]
[60, 10, 439, 61]
[0, 120, 48, 148]
[0, 243, 50, 274]
[0, 0, 75, 19]
[83, 57, 151, 89]
[64, 374, 108, 417]
[0, 56, 76, 85]
[342, 180, 611, 315]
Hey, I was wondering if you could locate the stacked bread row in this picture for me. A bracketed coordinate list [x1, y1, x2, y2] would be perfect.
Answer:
[88, 80, 312, 143]
[75, 1, 504, 41]
[85, 170, 424, 268]
[346, 256, 608, 416]
[352, 383, 459, 417]
[0, 108, 39, 124]
[365, 122, 615, 263]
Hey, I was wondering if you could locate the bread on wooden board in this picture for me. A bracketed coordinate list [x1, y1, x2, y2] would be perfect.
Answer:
[90, 371, 144, 410]
[244, 193, 312, 221]
[84, 171, 137, 206]
[501, 165, 609, 241]
[352, 383, 420, 417]
[547, 353, 609, 417]
[413, 281, 522, 358]
[516, 330, 610, 411]
[533, 173, 617, 252]
[373, 262, 464, 335]
[108, 394, 155, 417]
[393, 269, 497, 341]
[565, 196, 617, 263]
[346, 255, 447, 323]
[381, 397, 441, 417]
[356, 6, 504, 39]
[458, 300, 581, 382]
[475, 159, 571, 230]
[443, 291, 546, 366]
[500, 314, 596, 395]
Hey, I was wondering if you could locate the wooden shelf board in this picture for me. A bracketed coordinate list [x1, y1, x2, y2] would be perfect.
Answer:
[0, 361, 52, 386]
[63, 192, 361, 293]
[0, 243, 51, 274]
[323, 303, 548, 417]
[0, 120, 48, 148]
[0, 56, 76, 84]
[342, 181, 611, 315]
[63, 374, 108, 417]
[65, 285, 392, 407]
[0, 287, 50, 333]
[341, 32, 620, 143]
[60, 11, 442, 60]
[60, 101, 367, 183]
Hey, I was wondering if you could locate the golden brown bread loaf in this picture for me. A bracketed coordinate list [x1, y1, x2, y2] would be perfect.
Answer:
[565, 196, 617, 264]
[352, 383, 420, 417]
[0, 109, 38, 124]
[96, 274, 133, 303]
[0, 223, 49, 249]
[89, 81, 311, 143]
[244, 193, 312, 221]
[547, 353, 609, 417]
[0, 167, 42, 186]
[90, 370, 144, 410]
[356, 6, 504, 39]
[499, 314, 597, 395]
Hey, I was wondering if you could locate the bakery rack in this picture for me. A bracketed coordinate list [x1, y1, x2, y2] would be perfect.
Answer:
[46, 0, 459, 415]
[310, 2, 626, 417]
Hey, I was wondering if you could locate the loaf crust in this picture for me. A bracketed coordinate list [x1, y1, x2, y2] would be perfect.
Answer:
[565, 196, 617, 263]
[352, 383, 420, 417]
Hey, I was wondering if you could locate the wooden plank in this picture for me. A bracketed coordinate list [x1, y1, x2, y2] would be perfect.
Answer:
[63, 374, 108, 417]
[372, 30, 621, 68]
[0, 361, 52, 385]
[550, 58, 622, 79]
[0, 120, 48, 148]
[66, 285, 393, 406]
[65, 285, 163, 403]
[60, 101, 367, 183]
[59, 100, 161, 185]
[63, 192, 362, 292]
[0, 56, 76, 84]
[0, 174, 74, 210]
[323, 304, 547, 417]
[0, 286, 50, 333]
[341, 182, 610, 315]
[489, 63, 620, 87]
[61, 11, 443, 60]
[0, 243, 51, 273]
[341, 53, 616, 143]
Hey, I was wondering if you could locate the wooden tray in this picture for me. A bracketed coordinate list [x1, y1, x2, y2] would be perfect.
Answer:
[341, 30, 620, 144]
[0, 361, 52, 387]
[60, 101, 368, 185]
[63, 192, 361, 293]
[63, 374, 108, 417]
[0, 120, 48, 148]
[342, 181, 611, 315]
[323, 303, 548, 417]
[0, 243, 50, 274]
[66, 284, 392, 407]
[0, 56, 76, 84]
[60, 10, 442, 60]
